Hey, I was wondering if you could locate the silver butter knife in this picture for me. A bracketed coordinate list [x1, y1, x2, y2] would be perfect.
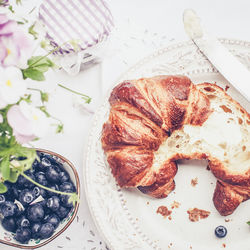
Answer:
[183, 9, 250, 101]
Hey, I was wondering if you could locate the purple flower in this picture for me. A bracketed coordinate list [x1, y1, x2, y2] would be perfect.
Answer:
[0, 13, 33, 68]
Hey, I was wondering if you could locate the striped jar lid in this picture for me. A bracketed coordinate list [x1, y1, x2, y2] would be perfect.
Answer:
[39, 0, 114, 54]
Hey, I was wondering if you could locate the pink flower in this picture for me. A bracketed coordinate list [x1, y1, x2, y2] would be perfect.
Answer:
[7, 101, 50, 144]
[0, 13, 33, 68]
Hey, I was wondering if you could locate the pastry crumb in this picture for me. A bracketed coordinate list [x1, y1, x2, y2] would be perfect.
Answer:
[171, 201, 180, 209]
[222, 243, 226, 248]
[187, 208, 210, 222]
[224, 218, 231, 222]
[206, 165, 210, 171]
[225, 85, 230, 92]
[191, 177, 198, 187]
[157, 206, 172, 219]
[146, 201, 149, 205]
[190, 246, 193, 249]
[168, 215, 172, 220]
[168, 242, 173, 248]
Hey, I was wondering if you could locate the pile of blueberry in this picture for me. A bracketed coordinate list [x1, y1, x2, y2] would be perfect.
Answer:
[0, 152, 76, 244]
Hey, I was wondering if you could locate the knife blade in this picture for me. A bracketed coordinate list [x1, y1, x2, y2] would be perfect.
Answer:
[183, 9, 250, 101]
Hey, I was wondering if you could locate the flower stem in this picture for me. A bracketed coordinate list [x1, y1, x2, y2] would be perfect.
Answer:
[27, 87, 40, 92]
[58, 84, 91, 103]
[28, 42, 67, 68]
[21, 172, 76, 197]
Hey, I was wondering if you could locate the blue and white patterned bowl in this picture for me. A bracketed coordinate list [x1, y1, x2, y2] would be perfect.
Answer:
[0, 149, 80, 249]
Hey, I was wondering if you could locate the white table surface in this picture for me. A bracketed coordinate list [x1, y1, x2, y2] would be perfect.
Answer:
[3, 0, 250, 249]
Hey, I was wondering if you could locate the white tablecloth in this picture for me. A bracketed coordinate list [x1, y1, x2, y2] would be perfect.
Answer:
[3, 0, 250, 249]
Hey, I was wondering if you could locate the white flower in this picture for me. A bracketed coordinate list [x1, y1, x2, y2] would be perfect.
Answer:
[7, 100, 50, 144]
[0, 67, 27, 109]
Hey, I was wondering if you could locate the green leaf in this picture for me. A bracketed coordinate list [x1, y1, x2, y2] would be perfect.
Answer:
[33, 64, 49, 73]
[40, 92, 49, 102]
[1, 157, 10, 180]
[0, 182, 7, 193]
[8, 170, 19, 183]
[8, 146, 37, 173]
[39, 106, 50, 117]
[247, 221, 250, 225]
[68, 193, 80, 207]
[22, 68, 45, 81]
[83, 96, 91, 104]
[56, 124, 64, 133]
[28, 23, 38, 40]
[8, 5, 14, 13]
[23, 94, 32, 103]
[28, 56, 54, 68]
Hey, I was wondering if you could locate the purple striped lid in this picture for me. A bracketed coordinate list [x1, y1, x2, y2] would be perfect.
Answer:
[39, 0, 114, 54]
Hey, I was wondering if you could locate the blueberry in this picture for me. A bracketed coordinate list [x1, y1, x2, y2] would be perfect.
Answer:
[43, 214, 50, 221]
[44, 214, 60, 229]
[17, 171, 35, 189]
[31, 222, 41, 239]
[55, 206, 70, 219]
[1, 201, 17, 217]
[46, 165, 61, 183]
[3, 182, 15, 201]
[39, 223, 54, 239]
[37, 199, 47, 208]
[33, 187, 40, 197]
[59, 171, 70, 183]
[60, 192, 73, 208]
[46, 196, 60, 211]
[46, 184, 59, 197]
[41, 157, 52, 167]
[27, 203, 45, 222]
[35, 172, 48, 186]
[16, 215, 30, 228]
[215, 225, 227, 238]
[33, 186, 47, 198]
[11, 185, 20, 200]
[32, 156, 50, 172]
[3, 183, 20, 202]
[59, 182, 75, 192]
[0, 194, 6, 206]
[19, 189, 35, 206]
[15, 228, 31, 244]
[31, 159, 41, 172]
[15, 203, 24, 217]
[2, 217, 16, 232]
[43, 154, 60, 166]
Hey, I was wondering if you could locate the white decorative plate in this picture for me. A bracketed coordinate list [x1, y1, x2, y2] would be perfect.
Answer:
[84, 39, 250, 250]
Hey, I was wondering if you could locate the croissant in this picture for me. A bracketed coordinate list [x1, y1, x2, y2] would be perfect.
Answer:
[102, 75, 250, 216]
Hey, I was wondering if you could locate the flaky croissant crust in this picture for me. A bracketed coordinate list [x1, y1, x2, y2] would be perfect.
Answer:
[102, 75, 250, 216]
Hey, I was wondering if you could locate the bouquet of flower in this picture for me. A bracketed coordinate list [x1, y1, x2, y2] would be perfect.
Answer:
[0, 1, 89, 203]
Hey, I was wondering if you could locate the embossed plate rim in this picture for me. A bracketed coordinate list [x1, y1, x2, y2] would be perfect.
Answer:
[84, 38, 250, 250]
